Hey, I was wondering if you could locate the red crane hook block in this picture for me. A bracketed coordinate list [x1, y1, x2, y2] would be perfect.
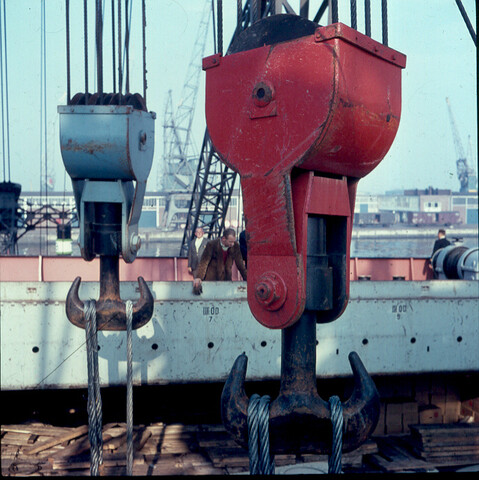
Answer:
[204, 21, 406, 329]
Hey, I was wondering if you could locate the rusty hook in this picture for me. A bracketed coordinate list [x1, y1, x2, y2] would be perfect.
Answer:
[66, 255, 154, 331]
[221, 311, 379, 455]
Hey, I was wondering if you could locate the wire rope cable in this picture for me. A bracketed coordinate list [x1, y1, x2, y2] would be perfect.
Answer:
[0, 0, 6, 182]
[126, 300, 134, 476]
[247, 393, 275, 475]
[84, 300, 103, 476]
[328, 395, 343, 474]
[0, 0, 11, 182]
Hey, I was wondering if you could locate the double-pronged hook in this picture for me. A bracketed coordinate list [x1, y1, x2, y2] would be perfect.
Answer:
[221, 312, 380, 455]
[66, 255, 154, 331]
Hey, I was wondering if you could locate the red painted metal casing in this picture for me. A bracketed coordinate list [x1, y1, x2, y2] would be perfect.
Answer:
[203, 22, 406, 329]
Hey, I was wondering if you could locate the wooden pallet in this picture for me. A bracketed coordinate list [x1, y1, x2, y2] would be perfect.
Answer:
[407, 423, 479, 466]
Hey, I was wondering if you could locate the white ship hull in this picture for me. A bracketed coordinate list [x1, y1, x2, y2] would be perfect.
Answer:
[1, 280, 478, 390]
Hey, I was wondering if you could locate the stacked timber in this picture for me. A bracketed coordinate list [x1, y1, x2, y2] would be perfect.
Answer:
[1, 421, 377, 476]
[408, 423, 479, 467]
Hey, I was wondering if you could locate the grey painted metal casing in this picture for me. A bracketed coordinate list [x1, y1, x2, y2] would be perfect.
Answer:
[58, 105, 155, 182]
[1, 280, 478, 390]
[58, 105, 155, 261]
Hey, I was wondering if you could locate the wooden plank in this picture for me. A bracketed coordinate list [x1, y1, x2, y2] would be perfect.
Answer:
[27, 434, 39, 445]
[206, 446, 249, 468]
[1, 432, 32, 446]
[410, 423, 479, 436]
[366, 452, 431, 472]
[418, 444, 479, 454]
[112, 429, 153, 454]
[51, 456, 145, 470]
[1, 424, 76, 437]
[369, 437, 431, 472]
[23, 425, 89, 455]
[425, 455, 479, 466]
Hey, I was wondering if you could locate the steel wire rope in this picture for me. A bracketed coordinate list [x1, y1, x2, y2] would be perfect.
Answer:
[117, 0, 133, 97]
[39, 0, 48, 255]
[83, 0, 89, 103]
[0, 0, 11, 181]
[124, 0, 130, 93]
[141, 0, 146, 103]
[328, 395, 344, 474]
[381, 0, 388, 46]
[95, 0, 104, 97]
[0, 0, 7, 181]
[65, 0, 71, 104]
[211, 0, 217, 55]
[85, 300, 104, 476]
[216, 0, 223, 56]
[117, 0, 122, 102]
[364, 0, 371, 37]
[350, 0, 357, 30]
[43, 0, 49, 254]
[247, 393, 275, 475]
[111, 0, 117, 93]
[126, 300, 134, 476]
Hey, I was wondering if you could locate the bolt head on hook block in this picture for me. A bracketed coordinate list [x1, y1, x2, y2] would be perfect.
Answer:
[204, 18, 406, 329]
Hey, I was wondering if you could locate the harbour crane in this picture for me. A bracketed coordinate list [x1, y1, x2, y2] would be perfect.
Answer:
[445, 97, 477, 193]
[159, 0, 211, 230]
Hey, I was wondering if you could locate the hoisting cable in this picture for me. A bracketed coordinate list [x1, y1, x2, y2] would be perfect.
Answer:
[84, 300, 104, 476]
[95, 0, 104, 97]
[117, 0, 122, 102]
[381, 0, 388, 46]
[216, 0, 223, 56]
[111, 0, 117, 93]
[0, 0, 11, 182]
[211, 0, 217, 55]
[0, 0, 7, 182]
[124, 0, 130, 93]
[118, 0, 133, 96]
[328, 395, 344, 474]
[247, 394, 275, 475]
[126, 300, 134, 476]
[350, 0, 357, 30]
[364, 0, 371, 37]
[141, 0, 146, 103]
[65, 0, 71, 104]
[83, 0, 89, 103]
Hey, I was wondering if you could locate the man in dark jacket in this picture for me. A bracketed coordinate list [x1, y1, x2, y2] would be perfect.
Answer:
[431, 229, 451, 257]
[188, 227, 208, 278]
[193, 228, 247, 293]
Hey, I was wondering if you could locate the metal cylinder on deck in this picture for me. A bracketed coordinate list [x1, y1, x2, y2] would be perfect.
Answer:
[432, 245, 479, 280]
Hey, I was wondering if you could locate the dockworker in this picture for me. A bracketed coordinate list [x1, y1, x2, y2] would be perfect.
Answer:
[187, 227, 208, 278]
[193, 228, 247, 294]
[431, 228, 451, 257]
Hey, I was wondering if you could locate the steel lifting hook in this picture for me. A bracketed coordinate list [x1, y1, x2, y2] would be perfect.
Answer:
[221, 312, 380, 455]
[66, 255, 153, 331]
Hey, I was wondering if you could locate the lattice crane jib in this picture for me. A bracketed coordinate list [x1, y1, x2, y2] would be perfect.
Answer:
[159, 0, 212, 217]
[446, 97, 476, 193]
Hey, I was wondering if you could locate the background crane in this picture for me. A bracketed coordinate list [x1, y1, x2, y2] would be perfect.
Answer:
[158, 0, 211, 230]
[445, 97, 477, 193]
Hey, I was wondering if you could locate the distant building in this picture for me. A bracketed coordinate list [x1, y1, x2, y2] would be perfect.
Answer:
[355, 188, 478, 225]
[19, 187, 479, 232]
